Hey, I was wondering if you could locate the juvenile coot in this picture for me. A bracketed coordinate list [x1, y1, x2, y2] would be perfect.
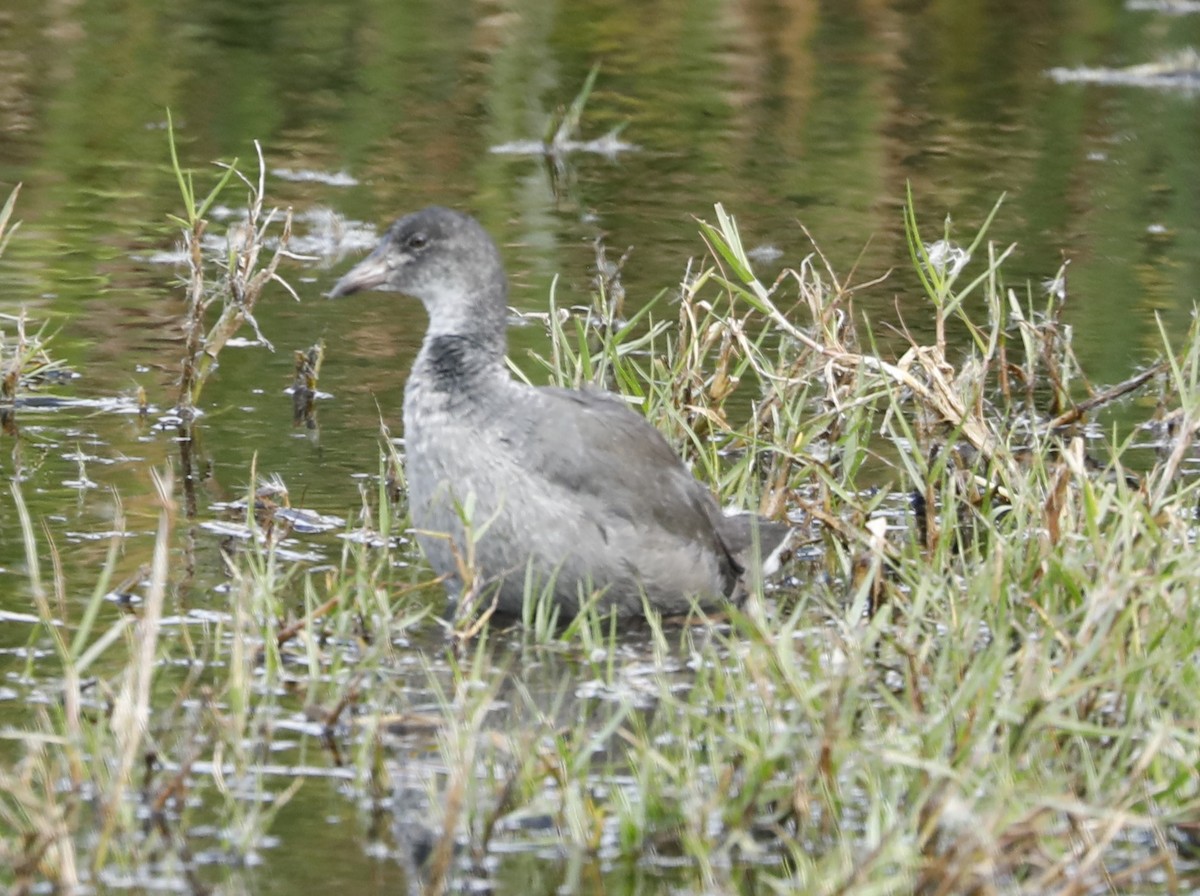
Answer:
[329, 207, 790, 619]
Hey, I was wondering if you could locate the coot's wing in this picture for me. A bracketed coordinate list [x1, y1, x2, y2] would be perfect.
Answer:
[514, 385, 741, 582]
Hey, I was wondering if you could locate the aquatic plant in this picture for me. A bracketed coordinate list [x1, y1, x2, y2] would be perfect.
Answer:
[166, 111, 298, 420]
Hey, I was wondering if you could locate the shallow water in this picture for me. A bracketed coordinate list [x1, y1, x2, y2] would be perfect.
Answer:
[2, 0, 1200, 892]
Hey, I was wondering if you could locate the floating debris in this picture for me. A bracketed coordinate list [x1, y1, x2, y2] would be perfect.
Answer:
[1127, 0, 1200, 14]
[285, 207, 379, 263]
[0, 609, 49, 625]
[271, 167, 358, 186]
[4, 394, 136, 414]
[490, 130, 638, 159]
[338, 528, 403, 549]
[199, 518, 258, 541]
[747, 244, 784, 263]
[272, 506, 344, 535]
[1047, 48, 1200, 89]
[214, 475, 346, 541]
[62, 474, 99, 489]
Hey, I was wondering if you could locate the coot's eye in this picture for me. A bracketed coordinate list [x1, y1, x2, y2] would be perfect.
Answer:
[406, 231, 428, 250]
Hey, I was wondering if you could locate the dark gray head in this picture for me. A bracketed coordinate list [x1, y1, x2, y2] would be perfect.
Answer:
[328, 206, 508, 342]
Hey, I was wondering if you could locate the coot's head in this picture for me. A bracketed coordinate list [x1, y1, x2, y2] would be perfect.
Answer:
[328, 206, 507, 336]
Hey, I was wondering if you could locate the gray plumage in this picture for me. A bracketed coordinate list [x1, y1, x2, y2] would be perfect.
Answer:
[329, 206, 790, 619]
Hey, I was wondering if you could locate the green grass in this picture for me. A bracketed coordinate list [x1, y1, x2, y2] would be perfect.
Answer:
[4, 162, 1200, 895]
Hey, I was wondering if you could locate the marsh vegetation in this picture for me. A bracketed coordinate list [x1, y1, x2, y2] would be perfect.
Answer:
[3, 129, 1200, 896]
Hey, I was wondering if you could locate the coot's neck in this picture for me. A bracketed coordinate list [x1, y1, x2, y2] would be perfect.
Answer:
[409, 252, 510, 399]
[412, 333, 507, 395]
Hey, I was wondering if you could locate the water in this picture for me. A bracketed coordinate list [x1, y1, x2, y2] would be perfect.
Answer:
[2, 0, 1200, 892]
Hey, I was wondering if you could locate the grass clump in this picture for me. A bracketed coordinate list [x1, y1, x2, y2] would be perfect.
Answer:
[0, 455, 430, 893]
[464, 193, 1200, 893]
[167, 111, 300, 421]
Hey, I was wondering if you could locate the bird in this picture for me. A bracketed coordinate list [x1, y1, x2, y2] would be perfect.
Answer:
[329, 206, 791, 620]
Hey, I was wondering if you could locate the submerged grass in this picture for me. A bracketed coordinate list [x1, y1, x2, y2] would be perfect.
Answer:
[4, 154, 1200, 895]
